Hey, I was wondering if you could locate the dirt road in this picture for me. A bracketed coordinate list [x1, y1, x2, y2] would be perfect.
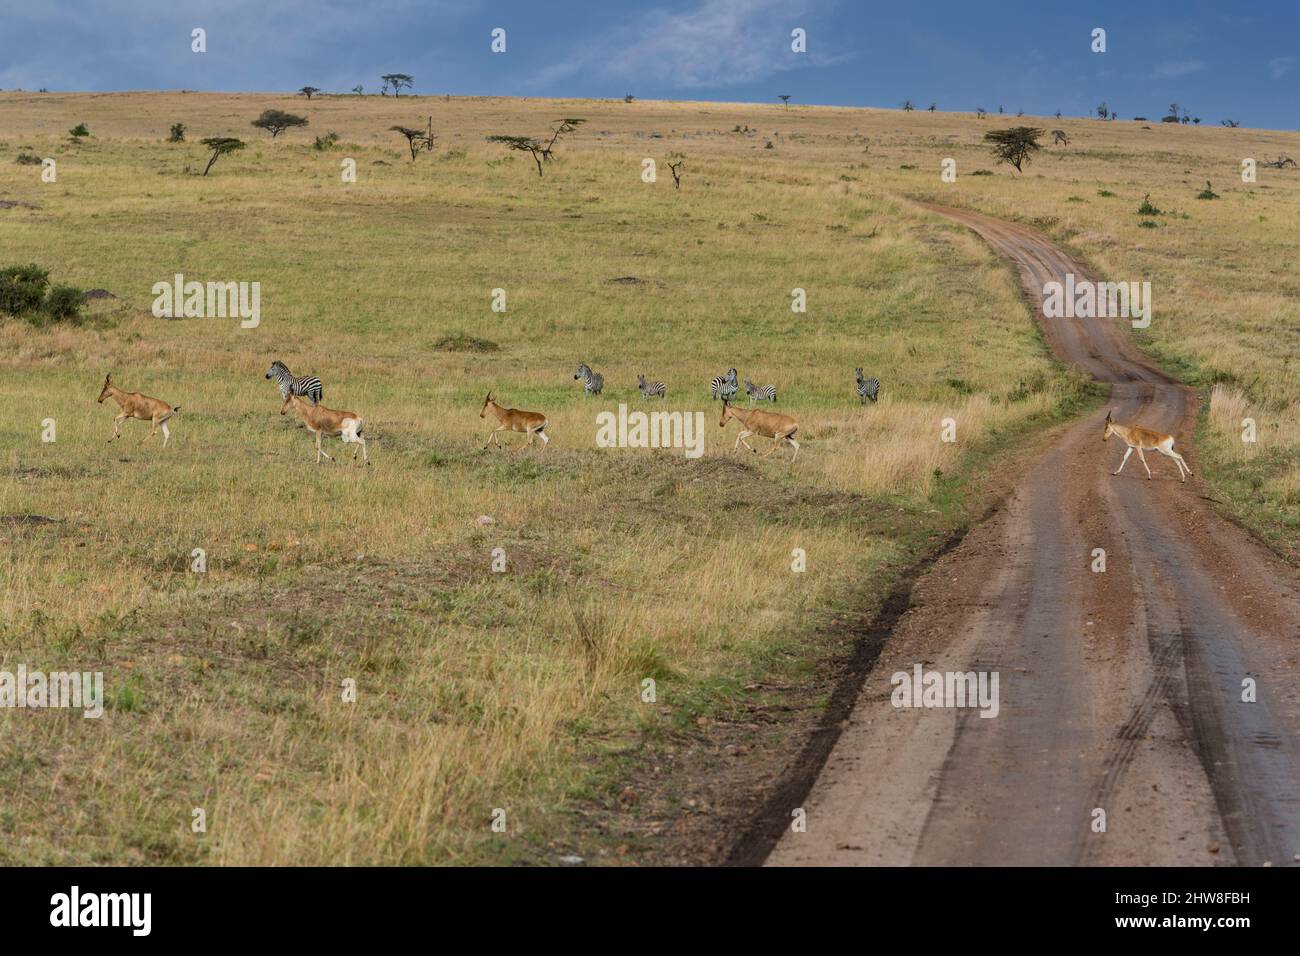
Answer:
[765, 204, 1300, 866]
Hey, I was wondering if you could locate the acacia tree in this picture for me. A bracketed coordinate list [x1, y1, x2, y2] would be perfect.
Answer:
[251, 109, 308, 138]
[300, 86, 321, 99]
[390, 124, 435, 161]
[778, 94, 791, 109]
[667, 156, 685, 189]
[541, 118, 585, 161]
[901, 99, 915, 111]
[488, 118, 586, 176]
[200, 137, 245, 175]
[984, 126, 1044, 173]
[487, 135, 546, 175]
[382, 73, 413, 97]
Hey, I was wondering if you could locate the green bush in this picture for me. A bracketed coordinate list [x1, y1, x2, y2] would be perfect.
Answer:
[15, 153, 42, 165]
[69, 123, 90, 138]
[1136, 193, 1162, 215]
[0, 266, 86, 324]
[168, 123, 186, 143]
[0, 263, 49, 315]
[313, 131, 340, 151]
[45, 285, 85, 323]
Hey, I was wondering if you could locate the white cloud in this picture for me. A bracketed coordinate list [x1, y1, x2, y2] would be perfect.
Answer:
[1151, 60, 1206, 79]
[1267, 56, 1296, 79]
[534, 0, 841, 90]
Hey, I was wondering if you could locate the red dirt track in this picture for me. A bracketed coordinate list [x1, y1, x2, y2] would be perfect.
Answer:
[765, 204, 1300, 867]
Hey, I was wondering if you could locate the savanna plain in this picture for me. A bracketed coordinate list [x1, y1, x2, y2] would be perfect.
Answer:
[1, 91, 1297, 864]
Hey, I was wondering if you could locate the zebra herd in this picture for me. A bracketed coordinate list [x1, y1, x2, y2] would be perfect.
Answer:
[268, 357, 879, 413]
[576, 362, 880, 405]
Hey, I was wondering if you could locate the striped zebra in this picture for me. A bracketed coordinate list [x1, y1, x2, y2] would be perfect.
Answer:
[574, 362, 604, 396]
[637, 374, 666, 399]
[710, 368, 738, 402]
[744, 379, 777, 403]
[266, 360, 323, 406]
[855, 368, 880, 404]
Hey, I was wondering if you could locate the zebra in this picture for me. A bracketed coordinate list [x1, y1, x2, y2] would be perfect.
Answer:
[710, 367, 738, 402]
[855, 368, 880, 404]
[744, 379, 777, 403]
[637, 374, 666, 399]
[266, 360, 323, 406]
[574, 362, 604, 396]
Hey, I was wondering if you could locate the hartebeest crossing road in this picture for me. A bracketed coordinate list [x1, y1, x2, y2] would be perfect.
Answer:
[764, 204, 1300, 867]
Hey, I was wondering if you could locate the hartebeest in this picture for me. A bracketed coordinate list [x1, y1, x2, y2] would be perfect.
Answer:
[720, 400, 799, 460]
[1103, 409, 1191, 481]
[282, 393, 367, 464]
[480, 393, 548, 450]
[97, 374, 181, 447]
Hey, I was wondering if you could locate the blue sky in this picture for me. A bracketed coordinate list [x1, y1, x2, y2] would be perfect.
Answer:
[2, 0, 1296, 129]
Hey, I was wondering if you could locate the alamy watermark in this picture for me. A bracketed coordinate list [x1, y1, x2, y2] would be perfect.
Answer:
[891, 664, 999, 718]
[151, 273, 260, 328]
[595, 403, 705, 458]
[1043, 273, 1151, 328]
[0, 667, 104, 718]
[50, 886, 150, 936]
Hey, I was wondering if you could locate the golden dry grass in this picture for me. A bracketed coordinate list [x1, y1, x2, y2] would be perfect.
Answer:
[0, 91, 1292, 863]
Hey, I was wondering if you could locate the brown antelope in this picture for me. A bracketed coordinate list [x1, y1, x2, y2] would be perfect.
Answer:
[282, 393, 367, 464]
[720, 400, 800, 461]
[97, 374, 181, 447]
[480, 393, 548, 450]
[1103, 409, 1191, 481]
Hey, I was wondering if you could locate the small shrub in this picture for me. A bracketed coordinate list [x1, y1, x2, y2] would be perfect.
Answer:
[68, 123, 90, 139]
[970, 169, 993, 176]
[313, 131, 340, 151]
[1196, 180, 1218, 200]
[15, 153, 42, 165]
[0, 263, 49, 315]
[433, 332, 499, 353]
[168, 123, 186, 143]
[113, 680, 141, 713]
[44, 285, 85, 323]
[947, 378, 975, 395]
[1138, 219, 1159, 229]
[1097, 189, 1115, 197]
[1136, 193, 1162, 215]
